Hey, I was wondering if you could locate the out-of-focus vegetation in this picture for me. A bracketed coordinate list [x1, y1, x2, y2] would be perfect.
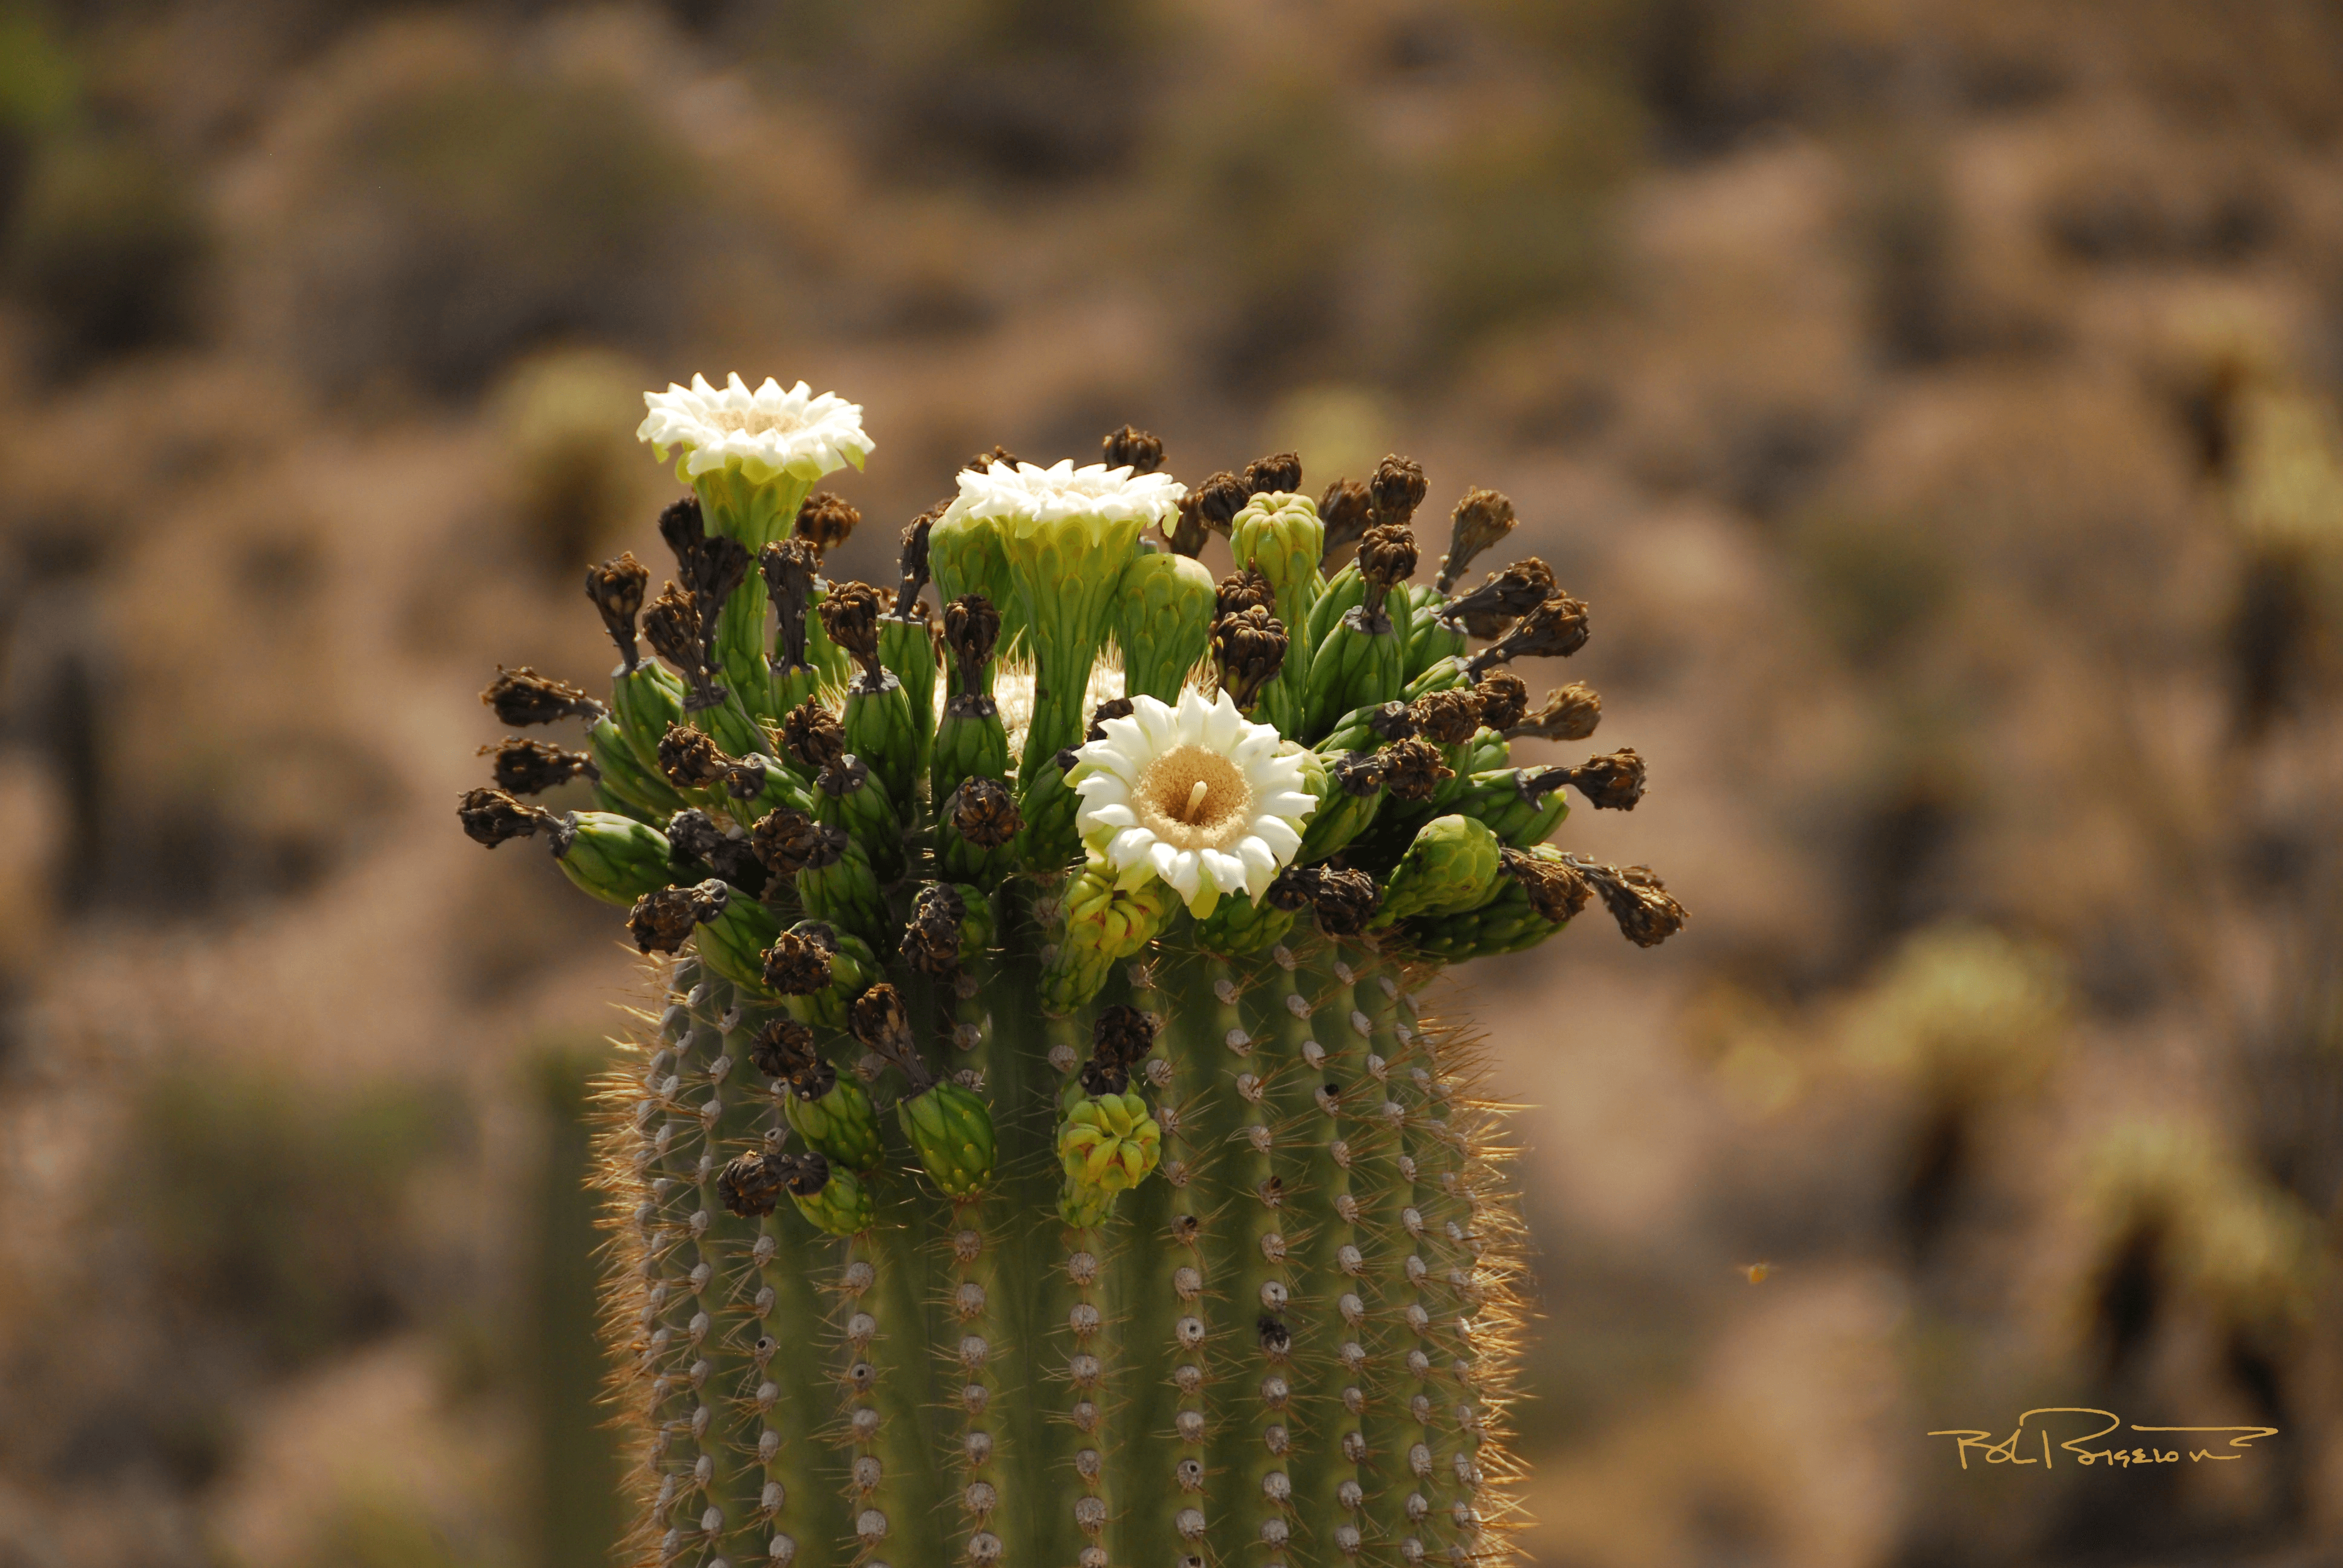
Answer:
[2, 1, 2342, 1565]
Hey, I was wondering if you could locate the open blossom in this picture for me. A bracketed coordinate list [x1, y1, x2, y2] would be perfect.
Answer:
[638, 374, 873, 483]
[941, 457, 1185, 535]
[1070, 688, 1316, 915]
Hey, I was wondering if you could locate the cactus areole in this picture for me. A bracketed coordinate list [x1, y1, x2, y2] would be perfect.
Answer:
[460, 373, 1686, 1568]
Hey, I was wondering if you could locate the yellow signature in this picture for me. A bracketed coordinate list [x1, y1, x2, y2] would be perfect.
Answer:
[1928, 1409, 2278, 1470]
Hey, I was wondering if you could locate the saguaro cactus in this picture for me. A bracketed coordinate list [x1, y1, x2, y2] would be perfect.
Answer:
[459, 373, 1685, 1568]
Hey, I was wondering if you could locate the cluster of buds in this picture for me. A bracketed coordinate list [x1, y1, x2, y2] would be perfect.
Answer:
[457, 373, 1685, 1568]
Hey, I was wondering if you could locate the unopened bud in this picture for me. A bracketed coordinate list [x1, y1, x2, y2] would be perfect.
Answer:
[1102, 425, 1165, 474]
[482, 665, 605, 727]
[1509, 680, 1601, 742]
[586, 553, 650, 670]
[1437, 487, 1515, 593]
[795, 491, 860, 555]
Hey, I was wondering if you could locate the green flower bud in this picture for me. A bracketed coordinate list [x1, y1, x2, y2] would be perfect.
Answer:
[811, 758, 906, 886]
[928, 512, 1027, 662]
[1404, 583, 1467, 681]
[548, 811, 673, 905]
[842, 676, 920, 816]
[786, 1073, 885, 1172]
[1114, 550, 1217, 703]
[782, 1153, 875, 1238]
[1057, 1179, 1115, 1231]
[1057, 1089, 1161, 1193]
[898, 1080, 997, 1198]
[587, 717, 688, 823]
[939, 776, 1022, 886]
[1229, 490, 1326, 716]
[1373, 814, 1502, 926]
[1016, 754, 1083, 873]
[877, 609, 937, 776]
[762, 919, 879, 1030]
[1038, 857, 1180, 1015]
[1403, 843, 1589, 958]
[1454, 766, 1572, 847]
[690, 883, 784, 991]
[609, 660, 690, 782]
[1307, 560, 1364, 656]
[1191, 885, 1296, 955]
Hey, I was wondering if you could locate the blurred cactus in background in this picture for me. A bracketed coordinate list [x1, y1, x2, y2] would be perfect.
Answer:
[457, 374, 1683, 1568]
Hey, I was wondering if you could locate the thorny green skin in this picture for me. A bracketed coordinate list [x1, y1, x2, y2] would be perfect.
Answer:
[463, 413, 1683, 1568]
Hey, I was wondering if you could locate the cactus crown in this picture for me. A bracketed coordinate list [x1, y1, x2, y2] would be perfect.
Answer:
[462, 386, 1683, 1568]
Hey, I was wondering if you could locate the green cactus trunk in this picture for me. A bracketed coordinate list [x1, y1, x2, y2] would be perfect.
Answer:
[471, 394, 1685, 1568]
[594, 924, 1516, 1568]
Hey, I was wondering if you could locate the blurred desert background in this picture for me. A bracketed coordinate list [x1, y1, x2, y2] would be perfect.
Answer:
[3, 1, 2342, 1565]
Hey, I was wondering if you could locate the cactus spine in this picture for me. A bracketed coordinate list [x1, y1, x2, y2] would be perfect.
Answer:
[463, 376, 1685, 1568]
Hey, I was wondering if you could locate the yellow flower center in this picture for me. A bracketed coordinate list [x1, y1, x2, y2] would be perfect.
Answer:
[1133, 745, 1253, 851]
[706, 405, 808, 438]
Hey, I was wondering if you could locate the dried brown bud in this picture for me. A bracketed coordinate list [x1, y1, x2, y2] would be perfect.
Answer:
[1093, 1004, 1159, 1066]
[1444, 557, 1556, 635]
[896, 509, 940, 616]
[968, 444, 1020, 472]
[781, 701, 847, 774]
[1309, 867, 1381, 936]
[719, 1151, 787, 1218]
[640, 581, 703, 670]
[1466, 592, 1590, 678]
[849, 982, 929, 1088]
[1079, 1057, 1130, 1096]
[1103, 425, 1165, 474]
[1329, 749, 1386, 799]
[1167, 491, 1211, 558]
[849, 982, 915, 1053]
[1087, 698, 1135, 741]
[1213, 606, 1288, 711]
[750, 806, 840, 877]
[629, 882, 725, 954]
[1243, 451, 1303, 496]
[482, 666, 605, 727]
[762, 924, 838, 994]
[903, 884, 967, 978]
[1216, 567, 1276, 619]
[482, 737, 597, 795]
[657, 724, 730, 791]
[1381, 737, 1453, 802]
[1473, 670, 1530, 734]
[1408, 689, 1483, 747]
[585, 553, 650, 670]
[1194, 471, 1250, 531]
[1501, 849, 1591, 924]
[1568, 748, 1646, 811]
[1319, 479, 1374, 566]
[795, 491, 860, 555]
[818, 581, 886, 680]
[1582, 860, 1686, 947]
[946, 777, 1022, 848]
[749, 1016, 825, 1086]
[1369, 455, 1428, 529]
[1437, 488, 1516, 594]
[657, 494, 705, 562]
[1351, 523, 1420, 629]
[943, 594, 1003, 684]
[775, 1150, 831, 1197]
[759, 539, 821, 675]
[1366, 702, 1418, 742]
[1357, 524, 1418, 591]
[1509, 682, 1602, 742]
[457, 786, 545, 847]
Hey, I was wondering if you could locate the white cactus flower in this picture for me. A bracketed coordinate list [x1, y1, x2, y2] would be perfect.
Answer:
[638, 374, 873, 483]
[942, 457, 1185, 533]
[1070, 688, 1317, 916]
